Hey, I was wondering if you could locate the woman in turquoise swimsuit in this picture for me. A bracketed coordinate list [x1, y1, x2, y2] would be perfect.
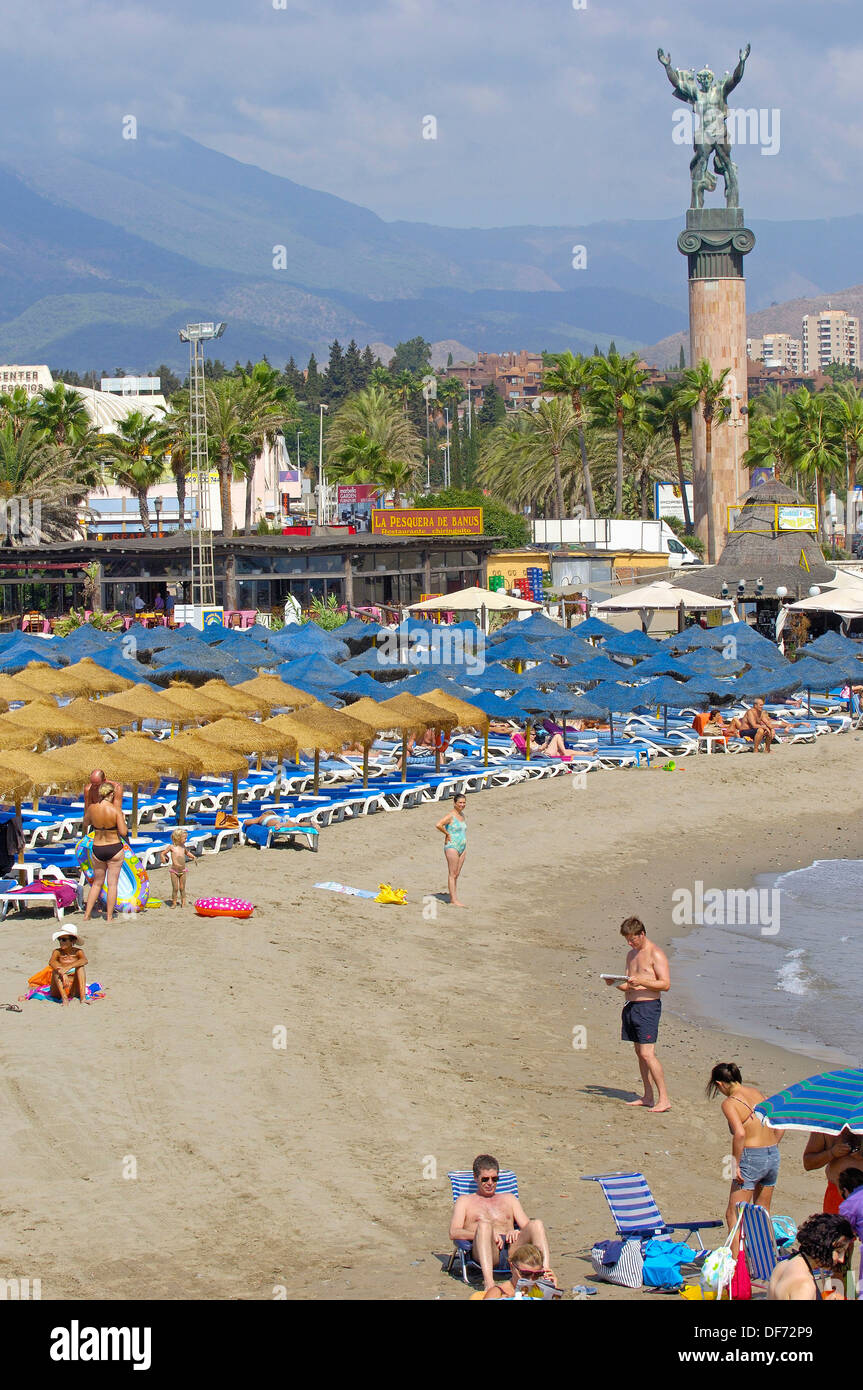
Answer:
[436, 793, 468, 907]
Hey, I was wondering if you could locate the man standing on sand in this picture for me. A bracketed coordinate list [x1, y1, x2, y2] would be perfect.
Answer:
[448, 1154, 556, 1293]
[606, 916, 671, 1113]
[84, 769, 124, 812]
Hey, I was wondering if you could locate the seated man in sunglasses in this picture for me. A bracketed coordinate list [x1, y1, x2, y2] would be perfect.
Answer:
[449, 1153, 556, 1292]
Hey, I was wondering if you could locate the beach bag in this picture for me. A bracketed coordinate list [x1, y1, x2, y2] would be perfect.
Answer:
[590, 1238, 644, 1288]
[702, 1208, 744, 1299]
[642, 1238, 695, 1289]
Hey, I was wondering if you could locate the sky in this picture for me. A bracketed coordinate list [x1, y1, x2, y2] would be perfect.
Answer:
[4, 0, 862, 228]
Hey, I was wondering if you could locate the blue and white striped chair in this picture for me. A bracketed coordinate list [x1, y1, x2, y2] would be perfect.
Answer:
[446, 1169, 519, 1284]
[738, 1202, 781, 1292]
[581, 1171, 721, 1250]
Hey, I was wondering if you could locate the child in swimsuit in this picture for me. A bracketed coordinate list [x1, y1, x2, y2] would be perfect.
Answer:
[161, 829, 195, 908]
[48, 931, 89, 1005]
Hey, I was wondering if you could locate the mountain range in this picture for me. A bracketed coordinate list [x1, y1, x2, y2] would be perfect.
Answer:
[1, 131, 861, 372]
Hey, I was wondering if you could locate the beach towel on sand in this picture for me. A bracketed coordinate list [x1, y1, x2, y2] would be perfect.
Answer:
[315, 882, 377, 898]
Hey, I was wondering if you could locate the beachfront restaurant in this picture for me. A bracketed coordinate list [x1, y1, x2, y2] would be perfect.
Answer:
[0, 532, 499, 623]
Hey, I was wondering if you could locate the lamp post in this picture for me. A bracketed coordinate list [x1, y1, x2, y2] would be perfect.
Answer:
[154, 495, 163, 539]
[317, 403, 329, 525]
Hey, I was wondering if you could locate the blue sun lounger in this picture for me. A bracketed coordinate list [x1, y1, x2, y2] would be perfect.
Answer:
[242, 821, 319, 852]
[447, 1169, 519, 1284]
[582, 1171, 722, 1249]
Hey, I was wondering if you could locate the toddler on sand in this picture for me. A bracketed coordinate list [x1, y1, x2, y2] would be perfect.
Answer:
[161, 829, 195, 907]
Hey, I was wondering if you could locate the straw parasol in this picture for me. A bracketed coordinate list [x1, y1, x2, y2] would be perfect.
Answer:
[424, 687, 491, 764]
[0, 674, 45, 705]
[171, 732, 249, 815]
[162, 683, 241, 722]
[235, 674, 317, 711]
[262, 714, 342, 795]
[62, 697, 142, 731]
[63, 658, 137, 694]
[198, 680, 269, 717]
[98, 685, 199, 732]
[0, 753, 60, 850]
[272, 701, 381, 788]
[101, 733, 206, 828]
[196, 715, 296, 806]
[0, 699, 100, 743]
[373, 693, 459, 774]
[17, 661, 97, 697]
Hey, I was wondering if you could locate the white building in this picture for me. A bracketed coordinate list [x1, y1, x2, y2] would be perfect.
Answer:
[0, 364, 55, 396]
[801, 309, 860, 372]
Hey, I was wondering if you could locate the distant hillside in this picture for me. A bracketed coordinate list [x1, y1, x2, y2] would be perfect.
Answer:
[643, 284, 863, 367]
[0, 130, 861, 370]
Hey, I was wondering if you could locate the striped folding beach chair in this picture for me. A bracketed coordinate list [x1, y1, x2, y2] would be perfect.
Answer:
[446, 1169, 519, 1284]
[582, 1171, 722, 1250]
[738, 1203, 780, 1293]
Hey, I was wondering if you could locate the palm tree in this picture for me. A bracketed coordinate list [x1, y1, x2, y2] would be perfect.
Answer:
[749, 383, 786, 420]
[392, 370, 418, 416]
[677, 359, 732, 563]
[236, 362, 297, 534]
[785, 389, 843, 544]
[100, 411, 166, 535]
[156, 397, 190, 532]
[0, 387, 37, 441]
[30, 381, 92, 445]
[591, 410, 679, 519]
[645, 382, 693, 531]
[479, 397, 583, 520]
[326, 386, 422, 491]
[828, 383, 863, 538]
[588, 351, 648, 515]
[328, 431, 388, 488]
[745, 410, 794, 484]
[205, 377, 248, 538]
[542, 351, 597, 518]
[0, 420, 93, 543]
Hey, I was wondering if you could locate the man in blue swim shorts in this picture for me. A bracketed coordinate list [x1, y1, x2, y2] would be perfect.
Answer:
[605, 916, 672, 1113]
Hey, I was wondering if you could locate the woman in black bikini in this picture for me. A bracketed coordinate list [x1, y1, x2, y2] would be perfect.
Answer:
[83, 782, 128, 923]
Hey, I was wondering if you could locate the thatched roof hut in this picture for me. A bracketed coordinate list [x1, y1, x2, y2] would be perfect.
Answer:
[672, 479, 836, 602]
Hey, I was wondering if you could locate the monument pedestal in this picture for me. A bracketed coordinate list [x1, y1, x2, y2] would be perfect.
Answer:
[678, 209, 755, 562]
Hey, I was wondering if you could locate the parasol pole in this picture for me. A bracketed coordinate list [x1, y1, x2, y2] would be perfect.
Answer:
[231, 771, 238, 817]
[15, 792, 23, 865]
[525, 719, 531, 761]
[131, 782, 139, 835]
[362, 743, 369, 789]
[177, 773, 188, 825]
[483, 725, 489, 767]
[313, 747, 320, 795]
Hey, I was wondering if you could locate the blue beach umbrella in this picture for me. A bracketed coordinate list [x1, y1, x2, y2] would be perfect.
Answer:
[276, 654, 353, 688]
[568, 616, 619, 642]
[459, 664, 532, 692]
[629, 655, 692, 681]
[564, 655, 633, 685]
[805, 630, 863, 662]
[755, 1068, 863, 1135]
[486, 635, 546, 664]
[603, 630, 659, 659]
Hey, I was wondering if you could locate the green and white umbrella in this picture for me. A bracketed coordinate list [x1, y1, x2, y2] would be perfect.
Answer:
[755, 1068, 863, 1135]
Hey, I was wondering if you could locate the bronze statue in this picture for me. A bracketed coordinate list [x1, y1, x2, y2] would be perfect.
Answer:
[658, 44, 751, 209]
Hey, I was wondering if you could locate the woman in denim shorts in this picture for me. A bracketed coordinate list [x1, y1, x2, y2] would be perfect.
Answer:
[707, 1062, 785, 1251]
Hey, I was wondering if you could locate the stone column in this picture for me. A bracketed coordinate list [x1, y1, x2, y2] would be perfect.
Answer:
[678, 209, 755, 562]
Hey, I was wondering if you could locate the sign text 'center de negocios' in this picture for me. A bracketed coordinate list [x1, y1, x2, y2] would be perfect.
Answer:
[371, 508, 483, 538]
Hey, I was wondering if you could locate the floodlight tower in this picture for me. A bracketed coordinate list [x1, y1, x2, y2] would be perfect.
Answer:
[178, 321, 225, 613]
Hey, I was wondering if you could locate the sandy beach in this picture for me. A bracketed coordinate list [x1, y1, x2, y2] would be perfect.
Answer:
[1, 733, 861, 1301]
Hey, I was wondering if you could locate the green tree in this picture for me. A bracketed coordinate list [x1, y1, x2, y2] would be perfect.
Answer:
[30, 381, 92, 446]
[588, 350, 648, 515]
[785, 388, 844, 543]
[479, 397, 584, 520]
[389, 337, 432, 376]
[744, 410, 793, 484]
[324, 339, 347, 404]
[477, 382, 506, 431]
[0, 420, 94, 543]
[678, 345, 686, 370]
[100, 411, 166, 535]
[677, 359, 732, 562]
[644, 381, 693, 531]
[326, 385, 422, 490]
[344, 339, 364, 395]
[828, 383, 863, 528]
[305, 354, 321, 408]
[236, 362, 297, 533]
[156, 397, 190, 532]
[542, 350, 597, 518]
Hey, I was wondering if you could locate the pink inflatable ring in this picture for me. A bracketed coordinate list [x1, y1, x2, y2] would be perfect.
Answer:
[194, 896, 254, 919]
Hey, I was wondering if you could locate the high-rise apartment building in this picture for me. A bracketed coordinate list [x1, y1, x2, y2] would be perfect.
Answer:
[801, 309, 860, 372]
[747, 334, 802, 372]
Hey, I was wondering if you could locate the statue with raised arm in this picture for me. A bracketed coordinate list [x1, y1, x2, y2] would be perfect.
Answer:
[658, 44, 751, 209]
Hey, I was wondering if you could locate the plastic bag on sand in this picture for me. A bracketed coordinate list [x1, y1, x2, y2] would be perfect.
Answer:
[374, 883, 407, 905]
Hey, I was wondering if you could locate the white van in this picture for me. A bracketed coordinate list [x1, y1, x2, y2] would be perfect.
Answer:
[532, 519, 701, 567]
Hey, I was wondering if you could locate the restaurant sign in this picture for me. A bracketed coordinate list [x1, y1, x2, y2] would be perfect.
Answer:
[371, 507, 483, 538]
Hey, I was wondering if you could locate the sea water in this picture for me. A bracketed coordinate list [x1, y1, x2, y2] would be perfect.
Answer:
[670, 859, 863, 1068]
